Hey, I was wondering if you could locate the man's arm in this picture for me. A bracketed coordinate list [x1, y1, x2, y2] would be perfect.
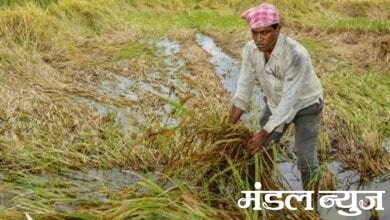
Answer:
[230, 105, 244, 124]
[231, 42, 256, 118]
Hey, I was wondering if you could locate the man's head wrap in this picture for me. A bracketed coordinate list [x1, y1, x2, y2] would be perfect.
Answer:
[241, 3, 280, 29]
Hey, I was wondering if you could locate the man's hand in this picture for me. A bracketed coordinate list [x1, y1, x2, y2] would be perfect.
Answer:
[230, 105, 244, 124]
[246, 130, 270, 154]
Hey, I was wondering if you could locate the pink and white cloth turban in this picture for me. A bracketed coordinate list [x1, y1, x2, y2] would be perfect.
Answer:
[241, 3, 280, 29]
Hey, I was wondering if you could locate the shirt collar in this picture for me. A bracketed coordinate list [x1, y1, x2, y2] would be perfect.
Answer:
[270, 33, 285, 59]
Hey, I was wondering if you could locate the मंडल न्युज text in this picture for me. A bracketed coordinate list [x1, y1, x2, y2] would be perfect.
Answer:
[237, 182, 385, 216]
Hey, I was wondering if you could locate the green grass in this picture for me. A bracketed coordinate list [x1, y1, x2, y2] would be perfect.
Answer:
[118, 41, 157, 60]
[0, 0, 57, 8]
[325, 17, 390, 32]
[325, 65, 389, 136]
[322, 64, 390, 177]
[0, 53, 15, 64]
[125, 9, 245, 34]
[176, 10, 245, 31]
[300, 39, 331, 57]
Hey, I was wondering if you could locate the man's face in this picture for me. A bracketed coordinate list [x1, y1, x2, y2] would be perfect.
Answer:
[251, 25, 280, 53]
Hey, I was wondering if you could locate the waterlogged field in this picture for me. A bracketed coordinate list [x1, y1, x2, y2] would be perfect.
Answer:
[0, 0, 389, 219]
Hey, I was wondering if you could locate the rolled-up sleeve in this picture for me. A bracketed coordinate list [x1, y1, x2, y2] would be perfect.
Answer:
[263, 53, 309, 133]
[232, 44, 255, 111]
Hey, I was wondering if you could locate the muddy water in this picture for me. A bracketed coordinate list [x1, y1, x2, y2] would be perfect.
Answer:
[279, 161, 390, 219]
[195, 33, 240, 96]
[82, 38, 196, 131]
[383, 137, 390, 153]
[196, 33, 389, 219]
[195, 33, 265, 131]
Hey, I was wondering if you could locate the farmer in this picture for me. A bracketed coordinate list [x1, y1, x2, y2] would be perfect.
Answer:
[230, 3, 323, 191]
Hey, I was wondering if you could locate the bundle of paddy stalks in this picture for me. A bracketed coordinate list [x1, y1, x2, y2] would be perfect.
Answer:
[163, 112, 282, 190]
[153, 112, 322, 219]
[168, 113, 251, 167]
